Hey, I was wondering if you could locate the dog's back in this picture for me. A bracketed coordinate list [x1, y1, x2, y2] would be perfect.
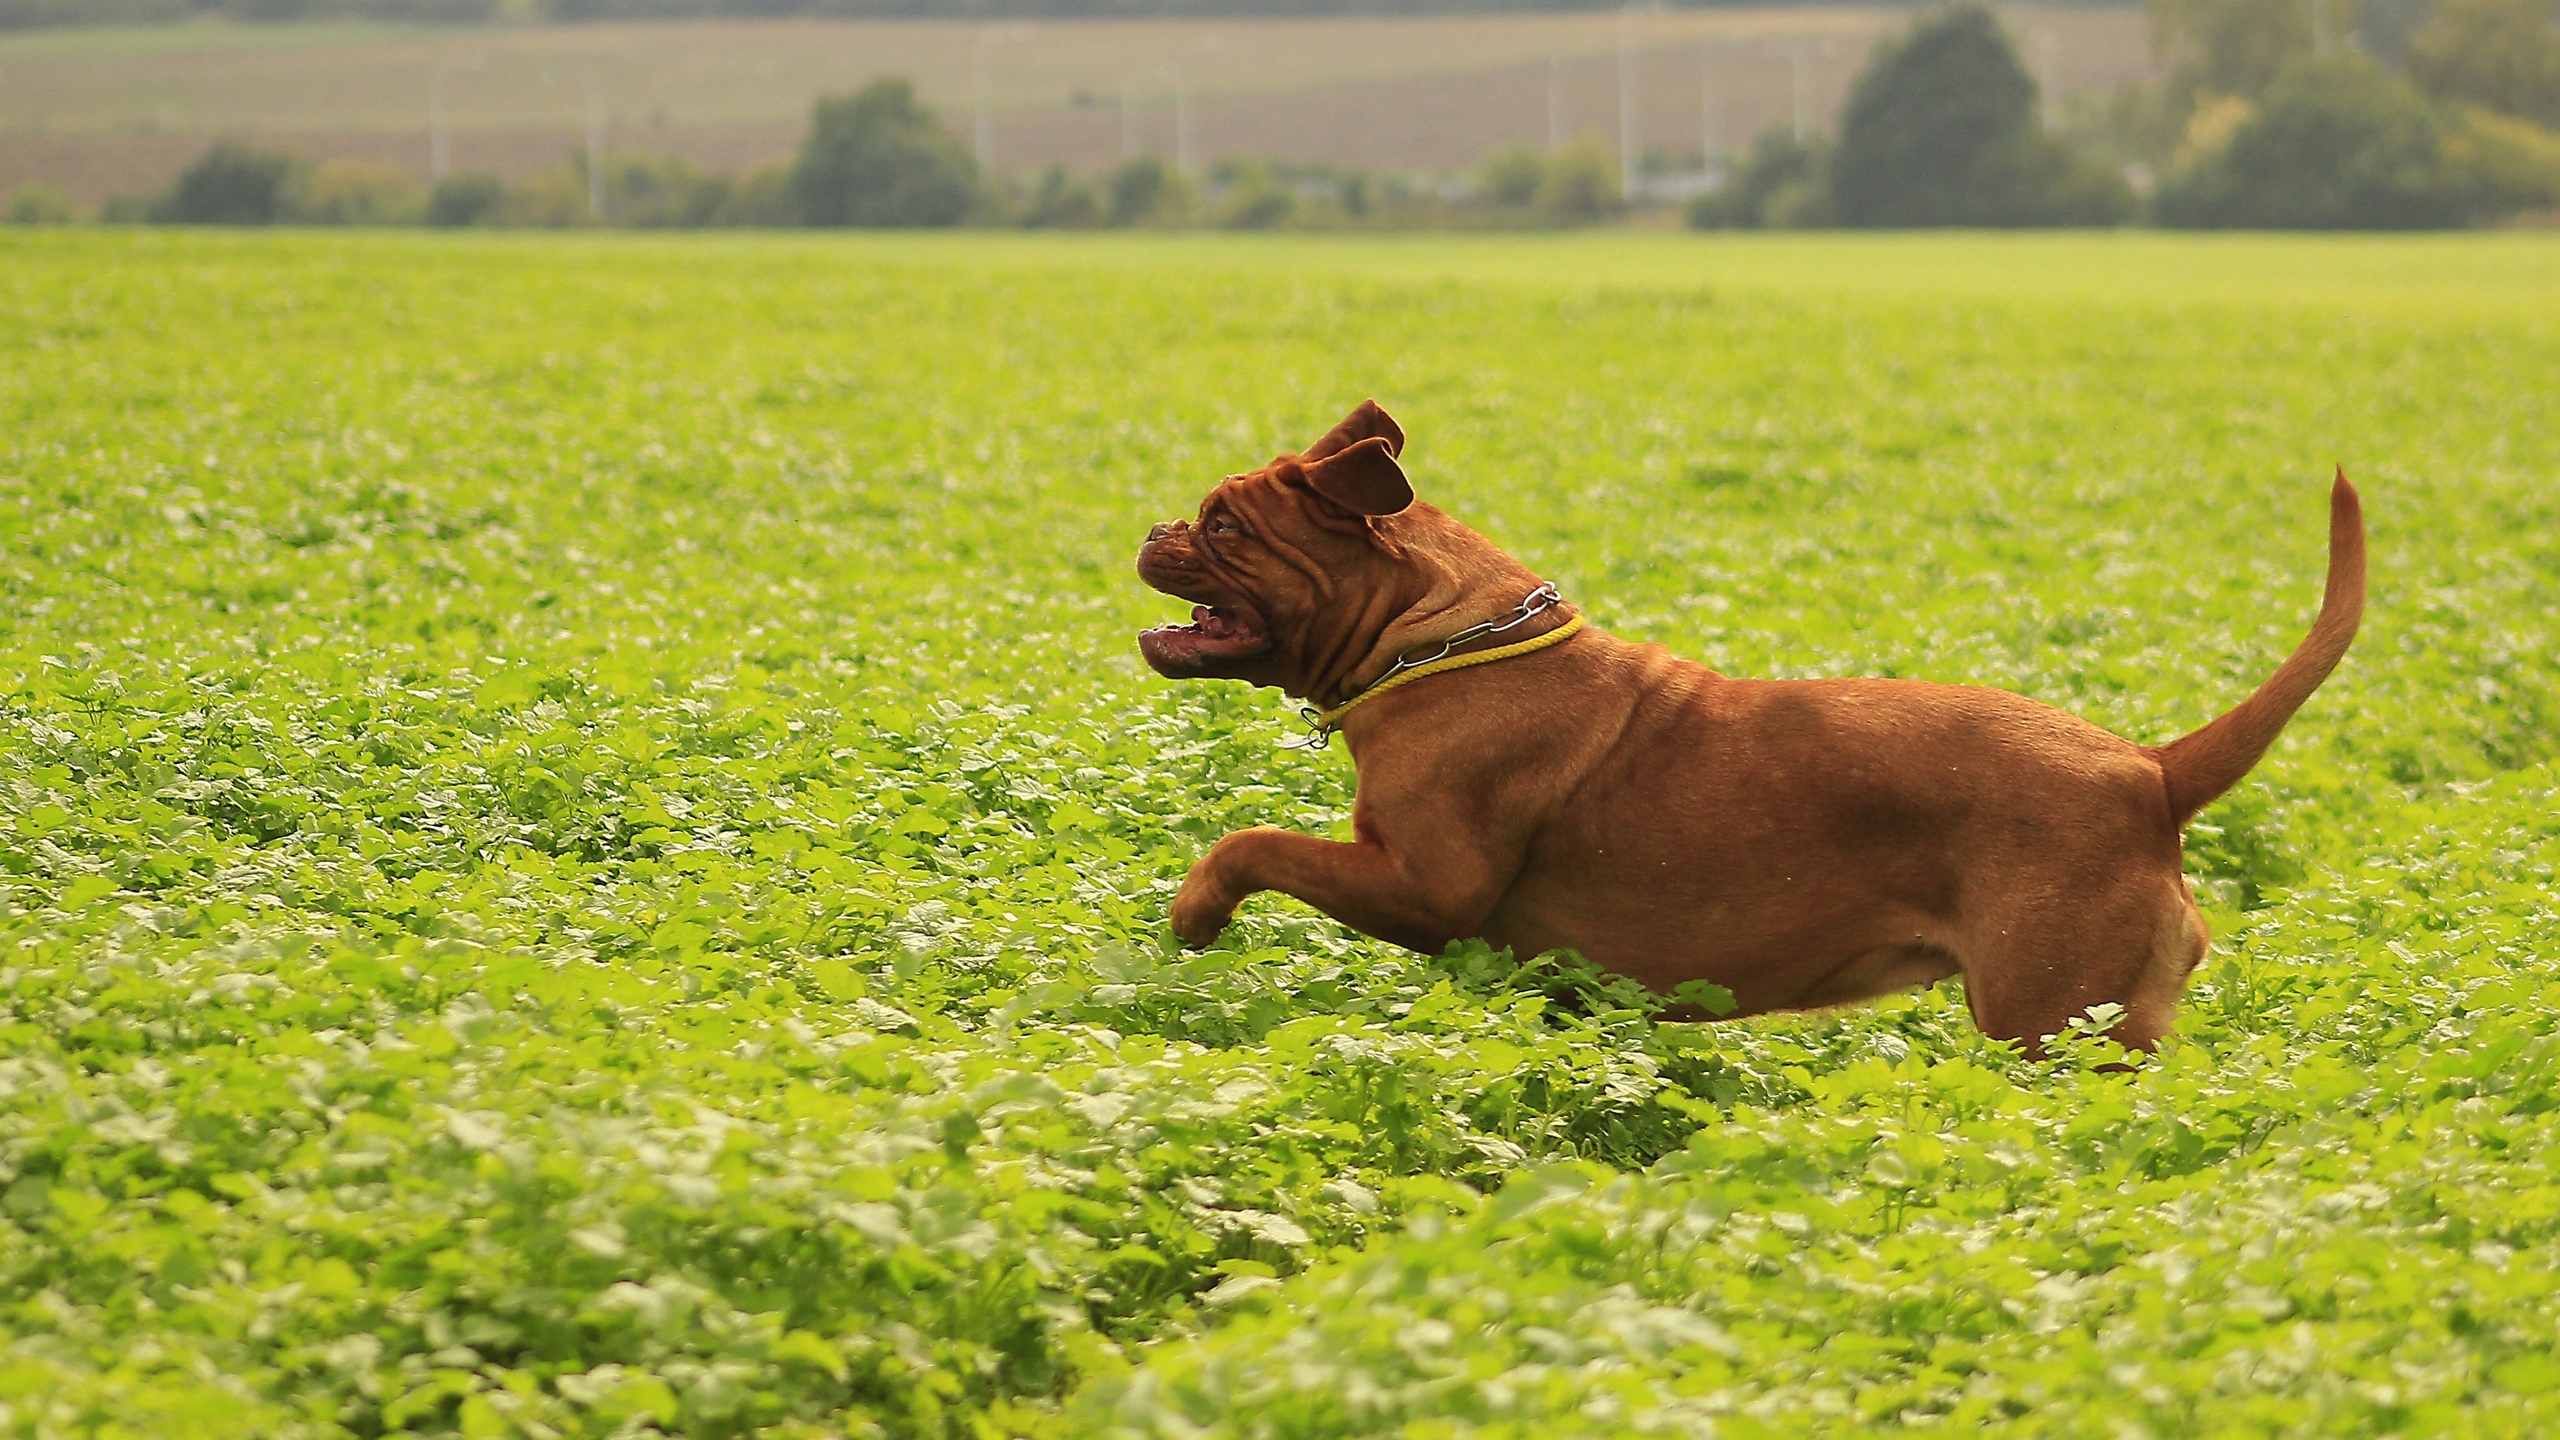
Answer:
[1482, 478, 2364, 1049]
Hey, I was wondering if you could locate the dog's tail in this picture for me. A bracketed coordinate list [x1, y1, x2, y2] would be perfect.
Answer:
[2150, 470, 2366, 829]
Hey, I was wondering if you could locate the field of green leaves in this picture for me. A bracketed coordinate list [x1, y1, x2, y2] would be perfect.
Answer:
[3, 228, 2558, 1439]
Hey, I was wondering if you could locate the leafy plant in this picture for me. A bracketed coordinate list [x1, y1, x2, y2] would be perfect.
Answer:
[1, 228, 2556, 1436]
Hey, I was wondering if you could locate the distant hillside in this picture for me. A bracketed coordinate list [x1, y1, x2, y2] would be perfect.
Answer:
[1, 0, 2051, 32]
[0, 6, 2154, 206]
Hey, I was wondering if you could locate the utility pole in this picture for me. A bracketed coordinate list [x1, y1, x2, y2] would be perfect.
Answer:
[543, 62, 607, 219]
[1174, 65, 1193, 177]
[1701, 41, 1720, 182]
[975, 34, 991, 171]
[585, 77, 605, 219]
[1547, 53, 1565, 150]
[973, 28, 1030, 174]
[1176, 38, 1224, 179]
[1617, 4, 1639, 198]
[1789, 40, 1810, 144]
[429, 53, 485, 181]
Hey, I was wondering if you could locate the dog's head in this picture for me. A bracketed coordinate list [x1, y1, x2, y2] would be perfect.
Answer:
[1136, 400, 1543, 704]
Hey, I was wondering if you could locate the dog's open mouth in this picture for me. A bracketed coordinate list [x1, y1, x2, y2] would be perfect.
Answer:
[1139, 602, 1271, 674]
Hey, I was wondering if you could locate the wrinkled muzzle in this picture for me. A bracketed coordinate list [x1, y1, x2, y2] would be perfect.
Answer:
[1135, 521, 1273, 677]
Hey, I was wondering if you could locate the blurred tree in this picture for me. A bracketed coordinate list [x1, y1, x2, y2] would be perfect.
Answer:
[2155, 54, 2478, 225]
[425, 172, 504, 226]
[1211, 160, 1295, 229]
[1479, 144, 1547, 207]
[1337, 171, 1372, 218]
[2408, 0, 2560, 126]
[718, 163, 799, 225]
[3, 182, 75, 224]
[2150, 0, 2324, 103]
[148, 143, 301, 225]
[298, 160, 422, 225]
[497, 168, 596, 227]
[1534, 139, 1621, 224]
[1021, 165, 1103, 228]
[1104, 156, 1183, 225]
[372, 0, 503, 16]
[1830, 4, 2134, 225]
[1689, 126, 1828, 228]
[606, 155, 735, 226]
[2440, 103, 2560, 207]
[790, 79, 978, 228]
[2357, 0, 2439, 61]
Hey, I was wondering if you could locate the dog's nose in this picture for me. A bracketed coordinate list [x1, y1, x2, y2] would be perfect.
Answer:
[1147, 521, 1182, 543]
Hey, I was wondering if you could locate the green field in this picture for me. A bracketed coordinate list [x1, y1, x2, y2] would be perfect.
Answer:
[4, 228, 2559, 1438]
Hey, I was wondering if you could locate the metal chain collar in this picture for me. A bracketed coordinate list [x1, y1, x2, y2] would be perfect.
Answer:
[1283, 583, 1565, 750]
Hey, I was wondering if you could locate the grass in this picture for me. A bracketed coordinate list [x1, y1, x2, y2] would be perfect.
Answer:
[2, 227, 2558, 1438]
[801, 228, 2560, 309]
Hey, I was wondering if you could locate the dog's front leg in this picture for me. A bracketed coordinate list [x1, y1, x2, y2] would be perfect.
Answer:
[1171, 825, 1506, 953]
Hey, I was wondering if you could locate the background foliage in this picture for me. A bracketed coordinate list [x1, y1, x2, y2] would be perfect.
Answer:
[2153, 54, 2484, 227]
[2, 229, 2558, 1436]
[1689, 0, 2560, 229]
[790, 80, 979, 229]
[1825, 4, 2134, 226]
[2135, 0, 2560, 224]
[27, 0, 2560, 230]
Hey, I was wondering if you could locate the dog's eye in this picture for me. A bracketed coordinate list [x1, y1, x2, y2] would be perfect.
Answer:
[1206, 516, 1239, 536]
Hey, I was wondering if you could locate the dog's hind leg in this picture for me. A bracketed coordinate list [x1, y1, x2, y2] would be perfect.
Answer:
[1954, 872, 2204, 1057]
[2118, 883, 2211, 1050]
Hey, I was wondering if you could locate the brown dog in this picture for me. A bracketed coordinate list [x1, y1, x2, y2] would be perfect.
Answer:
[1136, 401, 2364, 1052]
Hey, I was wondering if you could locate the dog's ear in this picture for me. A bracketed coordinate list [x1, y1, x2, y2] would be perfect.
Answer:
[1300, 435, 1413, 517]
[1302, 399, 1405, 462]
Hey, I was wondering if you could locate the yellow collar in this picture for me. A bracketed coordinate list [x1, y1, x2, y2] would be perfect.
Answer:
[1289, 588, 1584, 749]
